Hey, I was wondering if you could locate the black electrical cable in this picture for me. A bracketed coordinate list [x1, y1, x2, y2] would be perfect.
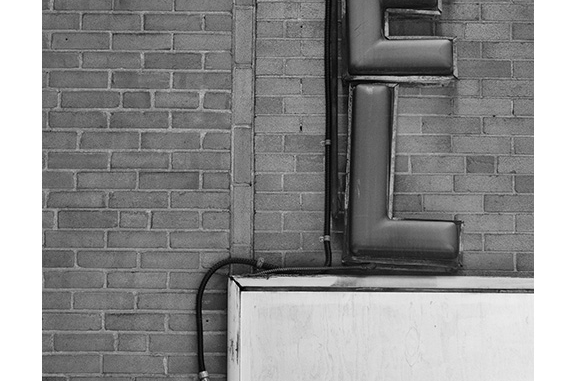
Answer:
[195, 258, 277, 380]
[196, 1, 339, 379]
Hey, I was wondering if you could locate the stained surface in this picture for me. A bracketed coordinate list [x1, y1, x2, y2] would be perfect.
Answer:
[235, 290, 533, 381]
[346, 84, 459, 264]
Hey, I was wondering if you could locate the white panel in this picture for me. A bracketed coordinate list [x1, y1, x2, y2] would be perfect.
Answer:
[237, 291, 533, 381]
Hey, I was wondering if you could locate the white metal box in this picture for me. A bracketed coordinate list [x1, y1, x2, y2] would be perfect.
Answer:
[228, 275, 533, 381]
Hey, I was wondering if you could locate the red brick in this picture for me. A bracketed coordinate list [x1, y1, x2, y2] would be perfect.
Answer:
[497, 156, 533, 174]
[424, 195, 483, 212]
[175, 0, 232, 12]
[257, 40, 300, 57]
[512, 23, 534, 40]
[454, 175, 513, 192]
[255, 193, 300, 211]
[453, 136, 511, 154]
[457, 60, 512, 78]
[108, 231, 168, 248]
[152, 211, 200, 229]
[393, 195, 423, 212]
[203, 92, 231, 110]
[83, 13, 141, 30]
[74, 291, 135, 309]
[484, 194, 533, 212]
[202, 211, 230, 230]
[44, 271, 105, 289]
[105, 313, 165, 331]
[172, 152, 230, 170]
[395, 175, 454, 192]
[173, 73, 231, 90]
[47, 191, 106, 208]
[169, 272, 225, 291]
[118, 334, 148, 351]
[462, 253, 515, 271]
[481, 4, 533, 21]
[110, 111, 169, 128]
[61, 91, 121, 108]
[43, 355, 100, 374]
[109, 191, 169, 208]
[77, 172, 137, 189]
[515, 175, 533, 193]
[54, 0, 112, 10]
[43, 291, 72, 310]
[45, 230, 105, 248]
[113, 0, 173, 11]
[141, 132, 201, 149]
[81, 132, 140, 149]
[43, 250, 75, 268]
[254, 232, 300, 250]
[112, 33, 172, 50]
[485, 234, 533, 251]
[155, 92, 200, 109]
[49, 111, 107, 128]
[107, 272, 167, 289]
[54, 333, 115, 351]
[513, 61, 533, 79]
[78, 251, 138, 268]
[122, 211, 150, 228]
[43, 313, 102, 331]
[411, 156, 465, 173]
[466, 156, 495, 173]
[285, 58, 323, 76]
[396, 135, 452, 154]
[140, 251, 200, 269]
[171, 191, 229, 209]
[112, 71, 170, 89]
[43, 131, 77, 149]
[421, 117, 481, 134]
[205, 14, 232, 32]
[172, 111, 232, 130]
[43, 171, 74, 189]
[43, 52, 80, 68]
[137, 293, 194, 310]
[205, 52, 232, 70]
[144, 52, 202, 69]
[254, 212, 282, 231]
[516, 253, 534, 271]
[52, 32, 110, 50]
[59, 211, 118, 228]
[48, 153, 108, 169]
[168, 312, 226, 332]
[174, 34, 231, 50]
[122, 92, 151, 108]
[516, 214, 533, 232]
[257, 3, 298, 19]
[170, 231, 229, 249]
[112, 152, 169, 169]
[144, 14, 202, 31]
[43, 13, 81, 30]
[103, 355, 164, 374]
[139, 172, 200, 189]
[82, 52, 142, 68]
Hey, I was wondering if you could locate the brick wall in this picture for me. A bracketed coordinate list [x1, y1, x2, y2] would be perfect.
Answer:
[42, 0, 234, 379]
[253, 0, 533, 275]
[42, 0, 534, 379]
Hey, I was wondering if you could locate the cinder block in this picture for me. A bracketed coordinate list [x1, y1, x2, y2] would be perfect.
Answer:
[457, 59, 512, 78]
[395, 175, 454, 192]
[411, 155, 465, 173]
[255, 193, 302, 211]
[454, 175, 513, 192]
[452, 136, 511, 154]
[482, 80, 533, 98]
[257, 3, 299, 19]
[483, 117, 534, 135]
[485, 233, 533, 251]
[175, 0, 232, 12]
[481, 4, 533, 21]
[483, 42, 533, 59]
[484, 194, 533, 212]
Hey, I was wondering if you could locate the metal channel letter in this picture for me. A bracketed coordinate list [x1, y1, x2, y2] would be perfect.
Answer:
[344, 0, 455, 78]
[344, 84, 460, 270]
